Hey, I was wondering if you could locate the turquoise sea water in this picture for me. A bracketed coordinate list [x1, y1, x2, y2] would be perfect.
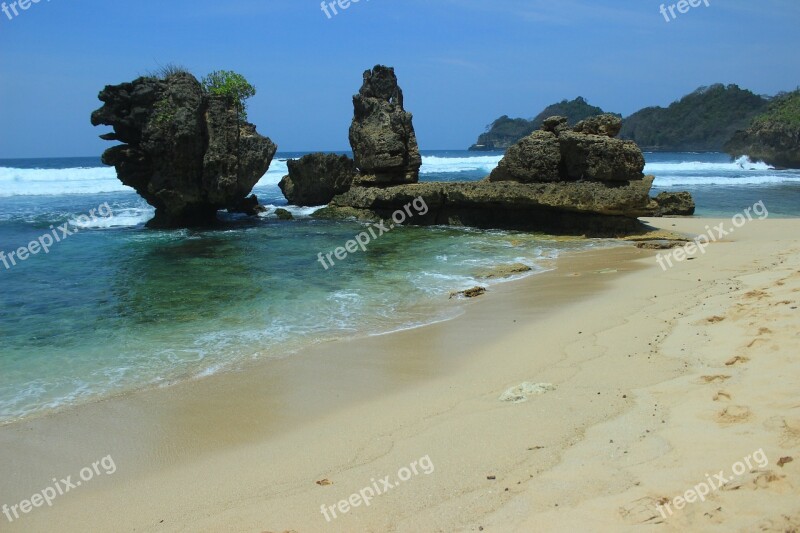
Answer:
[0, 151, 798, 424]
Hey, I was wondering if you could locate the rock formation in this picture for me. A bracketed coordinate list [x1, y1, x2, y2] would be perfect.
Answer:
[322, 114, 663, 236]
[349, 66, 422, 186]
[320, 177, 654, 236]
[725, 90, 800, 168]
[91, 72, 277, 228]
[650, 191, 696, 216]
[488, 115, 644, 183]
[279, 153, 357, 206]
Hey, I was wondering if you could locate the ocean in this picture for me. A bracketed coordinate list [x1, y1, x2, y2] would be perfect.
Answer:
[1, 151, 798, 424]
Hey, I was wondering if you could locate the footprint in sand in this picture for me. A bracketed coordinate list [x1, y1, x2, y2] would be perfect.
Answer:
[722, 470, 787, 491]
[747, 327, 773, 348]
[716, 405, 753, 425]
[725, 356, 750, 366]
[618, 496, 666, 525]
[701, 375, 731, 384]
[755, 513, 800, 532]
[765, 416, 800, 448]
[745, 290, 770, 300]
[713, 391, 732, 401]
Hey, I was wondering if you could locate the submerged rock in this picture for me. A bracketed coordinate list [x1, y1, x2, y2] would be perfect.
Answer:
[349, 66, 422, 186]
[450, 287, 487, 299]
[91, 72, 277, 228]
[274, 208, 294, 220]
[279, 153, 357, 206]
[476, 263, 533, 279]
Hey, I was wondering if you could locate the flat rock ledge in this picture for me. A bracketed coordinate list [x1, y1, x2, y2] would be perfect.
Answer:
[316, 177, 656, 237]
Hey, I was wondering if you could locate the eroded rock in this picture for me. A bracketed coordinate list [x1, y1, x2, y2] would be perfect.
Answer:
[349, 66, 422, 186]
[91, 72, 277, 228]
[279, 153, 357, 206]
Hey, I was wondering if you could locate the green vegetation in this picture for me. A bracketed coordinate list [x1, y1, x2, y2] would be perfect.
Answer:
[753, 89, 800, 127]
[201, 70, 257, 120]
[153, 97, 177, 126]
[149, 63, 191, 80]
[618, 84, 767, 151]
[470, 97, 613, 151]
[725, 88, 800, 168]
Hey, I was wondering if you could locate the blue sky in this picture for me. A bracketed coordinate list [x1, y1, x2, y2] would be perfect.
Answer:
[0, 0, 798, 157]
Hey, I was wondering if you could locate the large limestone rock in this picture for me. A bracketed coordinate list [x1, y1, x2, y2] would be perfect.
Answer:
[572, 114, 623, 137]
[489, 115, 645, 183]
[349, 66, 422, 186]
[279, 153, 357, 206]
[324, 113, 662, 236]
[650, 191, 696, 216]
[558, 131, 645, 182]
[318, 177, 655, 236]
[91, 72, 277, 227]
[487, 131, 562, 183]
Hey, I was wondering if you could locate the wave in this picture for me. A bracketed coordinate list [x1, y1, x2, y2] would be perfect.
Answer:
[645, 156, 773, 173]
[0, 166, 131, 197]
[0, 160, 291, 197]
[654, 174, 800, 187]
[420, 155, 502, 174]
[3, 154, 796, 199]
[69, 207, 154, 228]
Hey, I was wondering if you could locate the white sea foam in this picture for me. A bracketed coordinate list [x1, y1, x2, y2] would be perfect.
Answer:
[69, 207, 154, 228]
[0, 166, 131, 197]
[653, 174, 800, 187]
[645, 156, 773, 173]
[420, 154, 502, 174]
[2, 154, 796, 199]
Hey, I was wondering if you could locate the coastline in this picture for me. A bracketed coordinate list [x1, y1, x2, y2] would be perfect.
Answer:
[1, 217, 798, 532]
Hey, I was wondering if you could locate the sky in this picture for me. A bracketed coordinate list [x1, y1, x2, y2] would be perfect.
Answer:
[0, 0, 799, 158]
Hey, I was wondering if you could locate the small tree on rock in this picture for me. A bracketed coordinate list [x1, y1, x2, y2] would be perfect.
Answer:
[201, 70, 256, 121]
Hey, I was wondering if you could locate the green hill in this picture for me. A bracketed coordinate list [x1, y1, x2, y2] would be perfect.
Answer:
[469, 97, 612, 151]
[618, 84, 768, 151]
[725, 89, 800, 168]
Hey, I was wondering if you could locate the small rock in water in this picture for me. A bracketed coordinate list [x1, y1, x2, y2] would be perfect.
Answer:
[274, 208, 294, 220]
[476, 263, 533, 279]
[499, 382, 556, 403]
[449, 286, 487, 299]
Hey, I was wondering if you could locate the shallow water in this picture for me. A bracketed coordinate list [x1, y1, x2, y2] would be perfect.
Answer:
[0, 150, 797, 423]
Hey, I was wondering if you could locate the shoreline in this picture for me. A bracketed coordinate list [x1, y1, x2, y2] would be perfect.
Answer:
[1, 217, 798, 531]
[0, 235, 605, 428]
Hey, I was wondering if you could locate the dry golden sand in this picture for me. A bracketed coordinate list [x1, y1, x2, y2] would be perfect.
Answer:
[0, 218, 798, 532]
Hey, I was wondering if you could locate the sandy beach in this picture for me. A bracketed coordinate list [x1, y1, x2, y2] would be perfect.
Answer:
[1, 216, 798, 532]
